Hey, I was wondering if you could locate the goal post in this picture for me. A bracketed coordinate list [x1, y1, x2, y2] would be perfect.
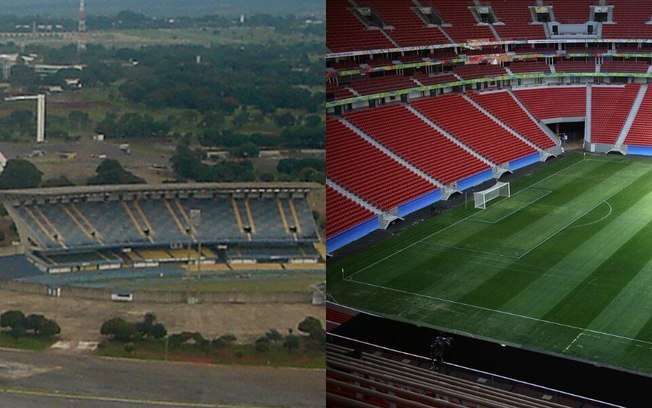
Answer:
[473, 181, 510, 209]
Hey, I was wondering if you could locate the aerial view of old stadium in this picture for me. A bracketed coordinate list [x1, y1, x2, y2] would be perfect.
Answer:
[0, 1, 325, 407]
[325, 1, 652, 406]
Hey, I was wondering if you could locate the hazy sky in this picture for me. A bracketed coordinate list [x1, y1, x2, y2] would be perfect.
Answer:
[1, 0, 323, 18]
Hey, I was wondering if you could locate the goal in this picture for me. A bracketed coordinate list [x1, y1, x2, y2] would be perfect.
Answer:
[473, 181, 510, 209]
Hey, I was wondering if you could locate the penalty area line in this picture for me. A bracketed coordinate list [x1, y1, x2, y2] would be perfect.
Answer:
[347, 278, 652, 348]
[344, 158, 590, 281]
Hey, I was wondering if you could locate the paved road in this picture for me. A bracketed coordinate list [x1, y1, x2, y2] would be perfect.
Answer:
[0, 349, 324, 407]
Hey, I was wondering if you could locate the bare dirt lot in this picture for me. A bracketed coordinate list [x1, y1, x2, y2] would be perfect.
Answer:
[0, 288, 325, 345]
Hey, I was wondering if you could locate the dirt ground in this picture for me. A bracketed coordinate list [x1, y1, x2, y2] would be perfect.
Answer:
[0, 288, 325, 345]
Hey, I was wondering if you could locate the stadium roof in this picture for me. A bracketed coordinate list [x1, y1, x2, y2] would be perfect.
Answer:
[0, 182, 321, 201]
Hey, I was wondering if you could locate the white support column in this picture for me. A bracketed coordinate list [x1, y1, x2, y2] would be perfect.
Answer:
[37, 94, 45, 143]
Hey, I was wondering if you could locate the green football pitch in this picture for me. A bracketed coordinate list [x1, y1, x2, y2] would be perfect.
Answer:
[327, 152, 652, 375]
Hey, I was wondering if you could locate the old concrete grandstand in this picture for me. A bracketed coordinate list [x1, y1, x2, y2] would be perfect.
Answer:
[1, 182, 321, 274]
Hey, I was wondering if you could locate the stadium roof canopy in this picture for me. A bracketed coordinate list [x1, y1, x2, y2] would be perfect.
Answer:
[0, 182, 321, 202]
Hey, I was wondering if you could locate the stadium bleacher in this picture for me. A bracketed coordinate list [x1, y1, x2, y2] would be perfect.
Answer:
[2, 184, 320, 273]
[507, 60, 551, 74]
[360, 0, 450, 47]
[591, 84, 640, 144]
[327, 117, 438, 211]
[349, 74, 417, 96]
[469, 90, 556, 149]
[326, 185, 376, 242]
[345, 104, 490, 184]
[327, 344, 567, 408]
[325, 0, 652, 253]
[623, 86, 652, 146]
[411, 94, 537, 164]
[553, 60, 596, 73]
[513, 87, 586, 120]
[491, 0, 546, 41]
[326, 0, 395, 53]
[602, 0, 652, 39]
[428, 0, 497, 43]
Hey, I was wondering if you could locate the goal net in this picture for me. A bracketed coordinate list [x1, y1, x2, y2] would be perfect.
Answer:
[473, 181, 510, 209]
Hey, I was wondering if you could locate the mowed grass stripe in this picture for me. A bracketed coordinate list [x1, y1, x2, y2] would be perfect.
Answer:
[427, 160, 630, 258]
[584, 256, 652, 340]
[539, 213, 652, 329]
[454, 162, 651, 309]
[474, 178, 652, 326]
[327, 153, 586, 284]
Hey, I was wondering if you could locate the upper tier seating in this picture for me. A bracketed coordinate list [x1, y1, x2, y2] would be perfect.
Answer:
[624, 87, 652, 146]
[469, 91, 556, 149]
[326, 186, 376, 238]
[491, 0, 546, 40]
[429, 0, 497, 43]
[361, 0, 450, 47]
[412, 94, 536, 164]
[554, 60, 596, 73]
[601, 60, 650, 73]
[512, 44, 558, 54]
[565, 44, 610, 54]
[327, 117, 437, 210]
[508, 61, 551, 74]
[329, 60, 361, 71]
[326, 0, 395, 53]
[363, 57, 394, 67]
[551, 0, 592, 24]
[326, 83, 356, 102]
[452, 64, 507, 80]
[349, 75, 417, 96]
[413, 72, 458, 86]
[603, 0, 652, 39]
[591, 84, 640, 144]
[514, 87, 586, 120]
[345, 104, 490, 184]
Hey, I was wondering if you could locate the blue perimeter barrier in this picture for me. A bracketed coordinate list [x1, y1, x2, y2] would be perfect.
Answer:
[457, 169, 494, 191]
[508, 152, 540, 172]
[327, 216, 380, 253]
[627, 146, 652, 156]
[397, 189, 442, 218]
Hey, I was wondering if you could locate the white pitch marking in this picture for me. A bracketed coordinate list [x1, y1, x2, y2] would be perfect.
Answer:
[564, 332, 584, 353]
[566, 201, 613, 230]
[345, 158, 590, 280]
[347, 279, 652, 348]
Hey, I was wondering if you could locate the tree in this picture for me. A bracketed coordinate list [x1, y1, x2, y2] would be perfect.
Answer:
[255, 336, 270, 353]
[265, 329, 283, 346]
[298, 316, 325, 341]
[135, 313, 167, 340]
[38, 319, 61, 337]
[25, 314, 47, 333]
[87, 159, 145, 185]
[100, 317, 139, 342]
[0, 310, 26, 331]
[283, 335, 300, 353]
[212, 334, 237, 348]
[0, 159, 43, 189]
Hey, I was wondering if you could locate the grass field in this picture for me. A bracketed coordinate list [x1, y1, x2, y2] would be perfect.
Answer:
[328, 152, 652, 375]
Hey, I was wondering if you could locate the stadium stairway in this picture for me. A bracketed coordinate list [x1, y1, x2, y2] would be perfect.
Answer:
[338, 117, 445, 191]
[462, 93, 549, 159]
[506, 90, 562, 149]
[402, 104, 502, 179]
[325, 179, 383, 224]
[614, 84, 649, 151]
[585, 84, 592, 143]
